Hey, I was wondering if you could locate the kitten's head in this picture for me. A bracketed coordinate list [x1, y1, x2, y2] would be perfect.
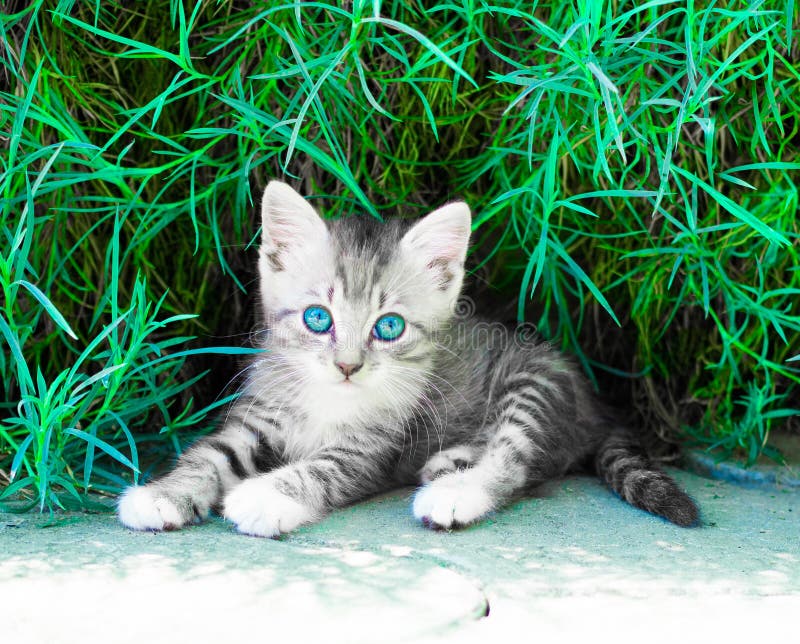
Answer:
[256, 181, 471, 425]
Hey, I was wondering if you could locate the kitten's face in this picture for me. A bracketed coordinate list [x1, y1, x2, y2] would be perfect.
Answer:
[256, 181, 471, 425]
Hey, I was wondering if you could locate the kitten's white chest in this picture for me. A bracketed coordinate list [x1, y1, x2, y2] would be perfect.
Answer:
[279, 385, 369, 458]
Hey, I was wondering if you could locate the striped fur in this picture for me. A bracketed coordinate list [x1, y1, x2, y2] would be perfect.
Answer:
[117, 182, 699, 536]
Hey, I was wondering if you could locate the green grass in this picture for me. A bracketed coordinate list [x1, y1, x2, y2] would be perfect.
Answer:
[1, 0, 799, 510]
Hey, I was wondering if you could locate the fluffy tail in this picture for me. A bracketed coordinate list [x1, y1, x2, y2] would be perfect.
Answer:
[595, 431, 699, 527]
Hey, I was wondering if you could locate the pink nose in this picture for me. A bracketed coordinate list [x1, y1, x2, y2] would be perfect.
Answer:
[336, 362, 363, 377]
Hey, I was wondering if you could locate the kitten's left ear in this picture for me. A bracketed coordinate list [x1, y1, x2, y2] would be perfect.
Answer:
[401, 202, 471, 290]
[260, 181, 328, 271]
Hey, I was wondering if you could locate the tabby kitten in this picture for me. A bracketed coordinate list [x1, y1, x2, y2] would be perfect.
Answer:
[117, 181, 699, 536]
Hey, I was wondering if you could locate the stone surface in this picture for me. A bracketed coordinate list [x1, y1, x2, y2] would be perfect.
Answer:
[3, 468, 799, 642]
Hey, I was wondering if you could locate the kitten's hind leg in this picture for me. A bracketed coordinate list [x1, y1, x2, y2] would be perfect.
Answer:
[414, 355, 594, 529]
[413, 425, 530, 529]
[413, 412, 569, 530]
[419, 445, 480, 483]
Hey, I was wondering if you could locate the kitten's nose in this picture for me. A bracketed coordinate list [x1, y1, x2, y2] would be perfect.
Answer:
[335, 362, 363, 378]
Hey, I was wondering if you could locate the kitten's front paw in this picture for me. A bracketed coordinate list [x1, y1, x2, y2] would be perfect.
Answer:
[117, 486, 185, 531]
[413, 472, 494, 530]
[223, 477, 317, 538]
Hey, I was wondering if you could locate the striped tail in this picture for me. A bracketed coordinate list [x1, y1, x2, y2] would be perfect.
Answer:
[595, 431, 699, 527]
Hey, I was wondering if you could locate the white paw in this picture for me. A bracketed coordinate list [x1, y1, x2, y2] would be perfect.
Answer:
[223, 477, 317, 537]
[412, 472, 494, 529]
[117, 486, 184, 531]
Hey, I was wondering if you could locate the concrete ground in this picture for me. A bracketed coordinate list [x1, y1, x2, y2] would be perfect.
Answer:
[3, 463, 799, 643]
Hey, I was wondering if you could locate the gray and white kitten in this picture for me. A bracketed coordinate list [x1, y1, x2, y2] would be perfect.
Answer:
[118, 181, 699, 536]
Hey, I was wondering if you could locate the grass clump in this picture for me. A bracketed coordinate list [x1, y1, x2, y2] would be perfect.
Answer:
[1, 0, 798, 509]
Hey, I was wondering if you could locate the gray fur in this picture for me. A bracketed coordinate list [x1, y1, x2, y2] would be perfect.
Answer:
[117, 182, 699, 535]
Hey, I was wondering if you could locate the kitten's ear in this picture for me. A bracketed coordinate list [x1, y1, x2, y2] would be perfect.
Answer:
[401, 202, 471, 290]
[260, 181, 328, 271]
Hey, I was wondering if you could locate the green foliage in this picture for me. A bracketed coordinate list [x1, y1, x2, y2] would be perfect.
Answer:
[2, 0, 799, 508]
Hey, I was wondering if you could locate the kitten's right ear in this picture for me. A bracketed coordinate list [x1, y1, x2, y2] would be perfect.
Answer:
[260, 181, 328, 271]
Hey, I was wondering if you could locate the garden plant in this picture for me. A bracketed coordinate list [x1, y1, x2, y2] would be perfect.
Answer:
[1, 0, 798, 511]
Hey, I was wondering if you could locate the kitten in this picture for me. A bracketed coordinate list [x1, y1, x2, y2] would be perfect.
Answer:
[117, 181, 699, 536]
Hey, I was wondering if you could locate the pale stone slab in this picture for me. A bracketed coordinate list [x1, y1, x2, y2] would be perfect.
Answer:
[2, 468, 799, 642]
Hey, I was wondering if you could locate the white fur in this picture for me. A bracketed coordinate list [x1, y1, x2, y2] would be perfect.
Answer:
[117, 486, 184, 531]
[399, 201, 471, 317]
[223, 475, 317, 537]
[412, 471, 494, 529]
[260, 181, 328, 251]
[258, 181, 334, 313]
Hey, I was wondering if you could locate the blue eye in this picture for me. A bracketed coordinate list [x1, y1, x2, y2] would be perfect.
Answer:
[373, 314, 405, 341]
[303, 306, 333, 333]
